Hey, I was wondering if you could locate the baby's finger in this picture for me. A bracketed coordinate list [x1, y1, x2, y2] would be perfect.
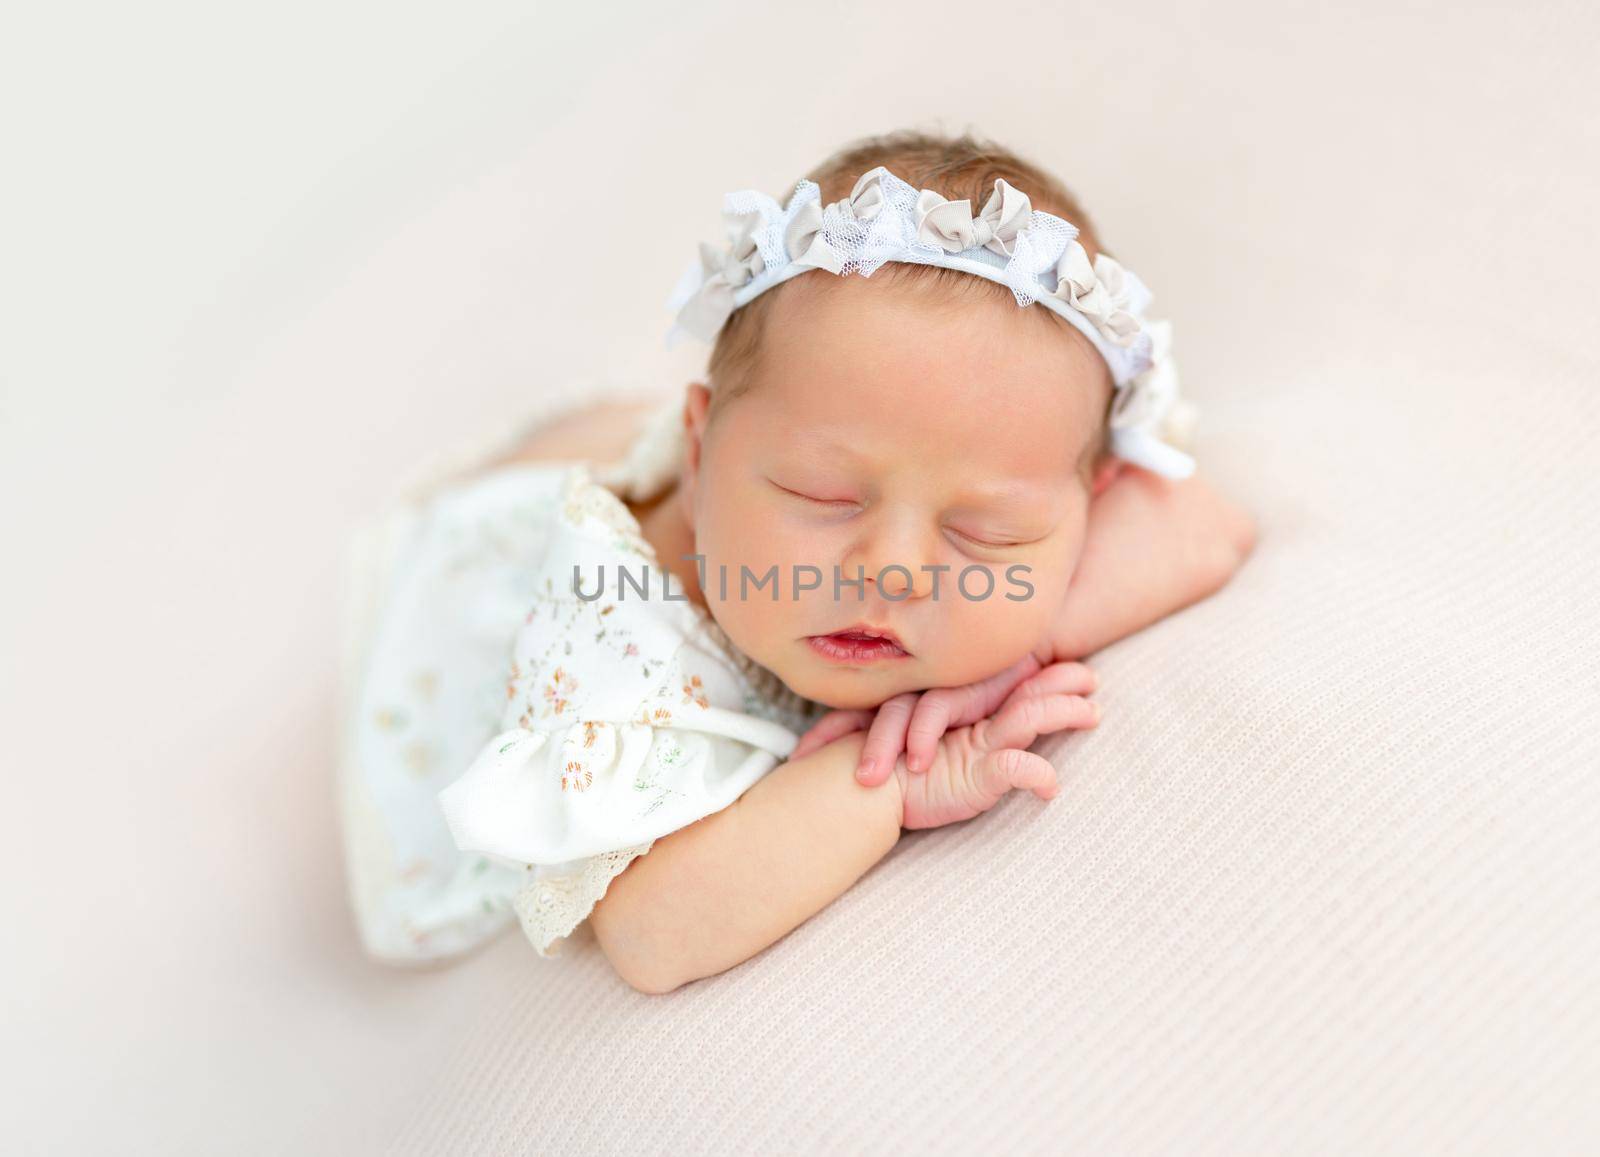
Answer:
[903, 693, 956, 774]
[977, 747, 1060, 802]
[949, 652, 1047, 726]
[792, 709, 873, 761]
[907, 652, 1046, 772]
[998, 661, 1098, 712]
[857, 692, 920, 785]
[980, 691, 1100, 754]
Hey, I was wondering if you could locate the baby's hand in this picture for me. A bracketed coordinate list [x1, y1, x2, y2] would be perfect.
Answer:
[792, 644, 1091, 786]
[892, 669, 1100, 830]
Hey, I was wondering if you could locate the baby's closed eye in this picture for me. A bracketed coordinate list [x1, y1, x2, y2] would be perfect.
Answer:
[767, 477, 1054, 550]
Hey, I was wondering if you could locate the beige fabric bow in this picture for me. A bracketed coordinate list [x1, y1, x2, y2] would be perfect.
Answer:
[704, 211, 765, 288]
[1053, 240, 1142, 347]
[914, 177, 1033, 258]
[673, 212, 766, 340]
[783, 169, 891, 275]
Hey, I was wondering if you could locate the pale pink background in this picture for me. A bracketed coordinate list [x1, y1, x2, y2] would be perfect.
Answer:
[4, 1, 1597, 1152]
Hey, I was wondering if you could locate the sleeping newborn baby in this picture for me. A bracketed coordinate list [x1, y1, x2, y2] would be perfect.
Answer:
[337, 131, 1256, 992]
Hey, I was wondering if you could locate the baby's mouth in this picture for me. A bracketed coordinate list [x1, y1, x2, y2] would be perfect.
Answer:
[805, 627, 914, 664]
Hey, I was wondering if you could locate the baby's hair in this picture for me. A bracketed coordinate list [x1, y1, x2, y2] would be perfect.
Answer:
[706, 128, 1118, 485]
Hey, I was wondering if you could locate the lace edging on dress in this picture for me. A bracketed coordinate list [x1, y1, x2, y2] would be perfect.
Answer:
[512, 840, 657, 957]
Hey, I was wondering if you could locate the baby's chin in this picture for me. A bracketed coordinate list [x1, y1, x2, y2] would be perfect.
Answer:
[768, 643, 921, 711]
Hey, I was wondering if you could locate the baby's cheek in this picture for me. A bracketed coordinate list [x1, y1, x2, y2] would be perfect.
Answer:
[696, 524, 817, 656]
[923, 565, 1062, 681]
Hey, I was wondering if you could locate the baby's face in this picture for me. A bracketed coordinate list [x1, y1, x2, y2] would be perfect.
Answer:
[683, 271, 1111, 711]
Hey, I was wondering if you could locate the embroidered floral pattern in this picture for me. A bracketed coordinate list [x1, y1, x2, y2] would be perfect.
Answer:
[542, 666, 577, 716]
[561, 759, 593, 793]
[624, 733, 691, 818]
[560, 468, 654, 559]
[653, 733, 687, 769]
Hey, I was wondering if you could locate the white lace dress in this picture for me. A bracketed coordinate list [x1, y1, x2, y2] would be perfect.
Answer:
[337, 402, 825, 963]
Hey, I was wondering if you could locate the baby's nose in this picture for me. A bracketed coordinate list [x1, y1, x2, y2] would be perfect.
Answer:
[871, 564, 923, 600]
[855, 539, 937, 601]
[842, 513, 948, 602]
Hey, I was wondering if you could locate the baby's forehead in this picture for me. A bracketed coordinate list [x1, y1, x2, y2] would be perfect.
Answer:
[765, 269, 1109, 387]
[745, 274, 1110, 471]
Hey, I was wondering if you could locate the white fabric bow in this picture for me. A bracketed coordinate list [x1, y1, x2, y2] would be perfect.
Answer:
[1105, 317, 1199, 477]
[1110, 318, 1197, 443]
[914, 177, 1033, 258]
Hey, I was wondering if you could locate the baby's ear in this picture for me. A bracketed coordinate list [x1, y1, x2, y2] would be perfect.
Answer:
[677, 382, 712, 512]
[1089, 455, 1124, 499]
[682, 383, 711, 472]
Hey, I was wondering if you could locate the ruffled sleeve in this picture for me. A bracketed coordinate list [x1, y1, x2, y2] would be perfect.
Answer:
[439, 707, 800, 956]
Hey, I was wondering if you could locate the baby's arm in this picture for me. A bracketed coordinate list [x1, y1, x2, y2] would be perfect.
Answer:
[589, 730, 895, 994]
[1047, 466, 1257, 662]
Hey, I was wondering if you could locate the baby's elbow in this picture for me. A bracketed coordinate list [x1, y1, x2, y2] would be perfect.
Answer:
[589, 892, 687, 996]
[1227, 504, 1259, 564]
[1200, 504, 1258, 595]
[609, 947, 684, 996]
[613, 959, 682, 996]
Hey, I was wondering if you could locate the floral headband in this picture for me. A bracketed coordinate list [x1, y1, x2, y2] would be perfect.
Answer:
[663, 164, 1199, 479]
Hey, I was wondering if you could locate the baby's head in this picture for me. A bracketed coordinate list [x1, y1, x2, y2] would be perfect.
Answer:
[669, 130, 1127, 711]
